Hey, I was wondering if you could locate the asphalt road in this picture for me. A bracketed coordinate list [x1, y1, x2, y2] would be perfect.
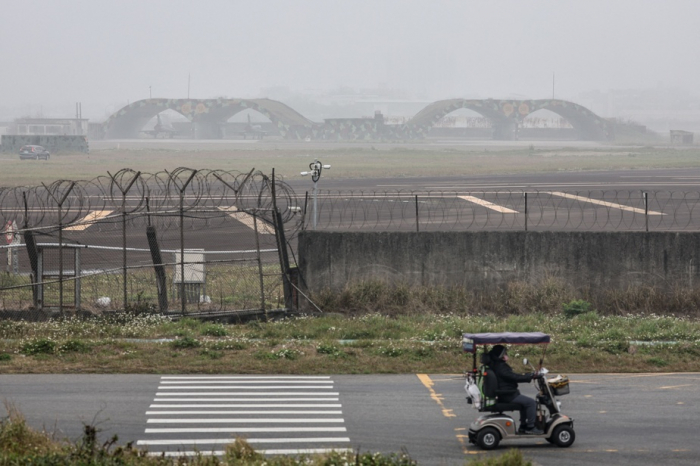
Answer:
[1, 372, 699, 465]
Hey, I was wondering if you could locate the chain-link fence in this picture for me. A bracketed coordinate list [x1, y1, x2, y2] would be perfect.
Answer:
[0, 169, 302, 317]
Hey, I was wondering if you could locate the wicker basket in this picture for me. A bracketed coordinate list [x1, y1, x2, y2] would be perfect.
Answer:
[548, 375, 570, 396]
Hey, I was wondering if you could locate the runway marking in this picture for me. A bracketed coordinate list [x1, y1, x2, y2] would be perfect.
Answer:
[161, 376, 332, 380]
[218, 206, 274, 234]
[145, 427, 348, 434]
[156, 392, 340, 396]
[149, 449, 353, 457]
[138, 437, 350, 446]
[158, 385, 334, 389]
[147, 418, 345, 424]
[64, 210, 113, 231]
[549, 192, 665, 215]
[161, 379, 333, 383]
[146, 410, 343, 415]
[660, 384, 692, 390]
[153, 398, 340, 402]
[457, 196, 518, 213]
[150, 404, 342, 408]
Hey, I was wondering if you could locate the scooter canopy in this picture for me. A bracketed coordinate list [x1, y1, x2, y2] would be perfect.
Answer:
[462, 332, 550, 353]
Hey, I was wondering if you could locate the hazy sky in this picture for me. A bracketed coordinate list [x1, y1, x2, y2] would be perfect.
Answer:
[2, 0, 699, 118]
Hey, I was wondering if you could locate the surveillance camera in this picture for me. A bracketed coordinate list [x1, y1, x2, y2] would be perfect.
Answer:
[300, 171, 309, 176]
[323, 165, 331, 169]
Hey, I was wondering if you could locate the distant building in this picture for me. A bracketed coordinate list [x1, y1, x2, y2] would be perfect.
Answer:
[10, 118, 88, 136]
[670, 130, 694, 145]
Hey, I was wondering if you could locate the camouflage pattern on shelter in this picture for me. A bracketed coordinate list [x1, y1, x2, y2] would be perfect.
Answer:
[102, 98, 612, 141]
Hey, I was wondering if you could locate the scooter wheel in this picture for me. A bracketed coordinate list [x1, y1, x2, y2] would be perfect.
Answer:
[476, 427, 500, 450]
[551, 424, 575, 447]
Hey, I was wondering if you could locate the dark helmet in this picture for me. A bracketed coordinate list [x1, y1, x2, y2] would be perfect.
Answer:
[489, 344, 508, 360]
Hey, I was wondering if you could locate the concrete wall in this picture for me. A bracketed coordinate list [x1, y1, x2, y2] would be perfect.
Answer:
[298, 231, 700, 294]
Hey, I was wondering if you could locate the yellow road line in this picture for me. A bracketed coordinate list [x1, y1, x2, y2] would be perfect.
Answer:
[457, 195, 518, 214]
[549, 192, 665, 215]
[64, 210, 113, 231]
[416, 374, 455, 418]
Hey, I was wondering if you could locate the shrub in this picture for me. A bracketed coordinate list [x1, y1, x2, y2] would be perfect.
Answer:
[170, 336, 201, 349]
[21, 339, 56, 355]
[316, 343, 340, 355]
[201, 324, 228, 337]
[647, 357, 669, 367]
[467, 448, 532, 466]
[59, 339, 90, 354]
[562, 299, 594, 318]
[0, 354, 11, 362]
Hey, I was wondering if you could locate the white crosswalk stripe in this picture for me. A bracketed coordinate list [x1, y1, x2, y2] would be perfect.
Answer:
[138, 376, 351, 457]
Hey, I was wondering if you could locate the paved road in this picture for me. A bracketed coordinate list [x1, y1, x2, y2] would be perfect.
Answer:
[1, 372, 699, 465]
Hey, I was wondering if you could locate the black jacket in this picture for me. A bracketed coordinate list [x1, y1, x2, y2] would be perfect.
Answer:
[491, 358, 533, 403]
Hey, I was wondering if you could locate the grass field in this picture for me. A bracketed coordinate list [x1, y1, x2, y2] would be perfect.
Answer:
[1, 144, 700, 186]
[0, 311, 698, 374]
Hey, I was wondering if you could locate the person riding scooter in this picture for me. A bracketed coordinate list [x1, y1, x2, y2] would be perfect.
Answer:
[488, 344, 543, 435]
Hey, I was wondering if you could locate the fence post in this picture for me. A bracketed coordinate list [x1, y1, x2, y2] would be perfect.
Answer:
[165, 168, 198, 315]
[301, 191, 309, 231]
[43, 181, 75, 316]
[253, 214, 266, 317]
[145, 197, 168, 313]
[644, 191, 649, 232]
[524, 192, 528, 232]
[415, 195, 419, 232]
[109, 170, 141, 311]
[22, 191, 39, 307]
[270, 169, 293, 311]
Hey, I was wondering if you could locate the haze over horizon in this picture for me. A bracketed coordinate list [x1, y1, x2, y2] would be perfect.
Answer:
[1, 0, 699, 123]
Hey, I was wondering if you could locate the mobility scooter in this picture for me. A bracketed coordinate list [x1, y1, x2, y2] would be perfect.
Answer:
[463, 332, 575, 450]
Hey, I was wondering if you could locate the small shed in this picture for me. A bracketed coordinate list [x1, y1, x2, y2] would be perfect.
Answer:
[670, 130, 694, 145]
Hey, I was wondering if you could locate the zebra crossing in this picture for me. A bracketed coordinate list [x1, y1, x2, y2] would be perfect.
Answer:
[137, 376, 352, 457]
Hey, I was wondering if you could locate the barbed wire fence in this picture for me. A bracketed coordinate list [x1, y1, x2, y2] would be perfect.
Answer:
[303, 189, 700, 232]
[0, 168, 303, 318]
[5, 176, 700, 317]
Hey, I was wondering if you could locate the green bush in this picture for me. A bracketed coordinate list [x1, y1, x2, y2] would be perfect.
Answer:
[316, 343, 340, 355]
[58, 340, 90, 353]
[21, 339, 56, 355]
[467, 448, 531, 466]
[201, 324, 228, 337]
[170, 336, 201, 349]
[647, 357, 669, 367]
[0, 354, 11, 362]
[562, 299, 594, 318]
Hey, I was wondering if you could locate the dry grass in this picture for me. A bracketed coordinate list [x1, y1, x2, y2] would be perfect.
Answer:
[0, 308, 698, 374]
[2, 145, 700, 186]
